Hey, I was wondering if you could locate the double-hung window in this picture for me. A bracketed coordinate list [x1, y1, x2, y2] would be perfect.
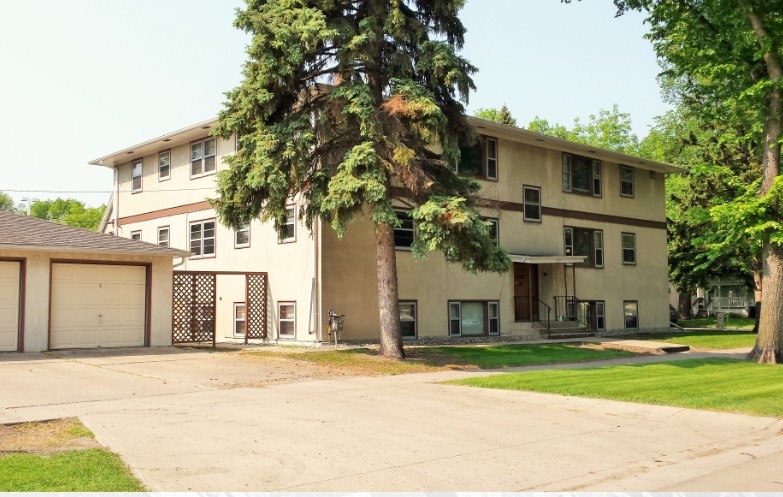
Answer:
[620, 165, 634, 197]
[157, 226, 169, 247]
[158, 150, 171, 181]
[278, 302, 295, 338]
[235, 224, 250, 248]
[191, 138, 217, 177]
[394, 210, 414, 249]
[130, 230, 141, 241]
[485, 218, 499, 247]
[523, 185, 541, 222]
[280, 206, 296, 243]
[564, 227, 604, 268]
[563, 153, 601, 197]
[399, 301, 417, 339]
[233, 303, 246, 336]
[622, 232, 636, 265]
[448, 301, 499, 336]
[457, 136, 498, 180]
[190, 219, 216, 257]
[131, 160, 143, 192]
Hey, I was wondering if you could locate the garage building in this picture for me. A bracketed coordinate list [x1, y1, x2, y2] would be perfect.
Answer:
[0, 210, 189, 352]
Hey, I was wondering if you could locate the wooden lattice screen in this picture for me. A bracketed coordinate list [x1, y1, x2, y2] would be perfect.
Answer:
[172, 272, 217, 345]
[245, 273, 268, 341]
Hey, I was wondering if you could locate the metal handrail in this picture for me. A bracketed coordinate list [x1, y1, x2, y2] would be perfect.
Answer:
[536, 298, 552, 338]
[553, 295, 590, 329]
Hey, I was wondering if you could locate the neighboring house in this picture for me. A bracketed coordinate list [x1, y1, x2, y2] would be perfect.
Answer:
[0, 210, 189, 352]
[671, 278, 754, 318]
[92, 117, 679, 344]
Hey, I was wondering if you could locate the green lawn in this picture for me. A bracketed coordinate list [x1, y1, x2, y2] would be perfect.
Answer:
[679, 316, 755, 329]
[247, 343, 637, 373]
[0, 449, 145, 492]
[451, 358, 783, 417]
[636, 330, 757, 349]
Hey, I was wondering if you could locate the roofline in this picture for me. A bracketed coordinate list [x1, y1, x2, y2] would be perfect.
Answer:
[89, 118, 219, 167]
[466, 116, 683, 174]
[0, 244, 192, 258]
[89, 114, 681, 174]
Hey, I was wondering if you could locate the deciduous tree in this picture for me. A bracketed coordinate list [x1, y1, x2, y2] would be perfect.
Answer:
[212, 0, 509, 358]
[29, 199, 105, 231]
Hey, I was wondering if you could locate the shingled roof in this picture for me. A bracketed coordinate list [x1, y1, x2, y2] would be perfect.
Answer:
[0, 210, 190, 257]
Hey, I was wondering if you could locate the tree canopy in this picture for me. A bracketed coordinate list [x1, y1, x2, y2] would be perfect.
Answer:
[474, 104, 517, 126]
[29, 199, 105, 231]
[0, 192, 18, 213]
[212, 0, 508, 358]
[613, 0, 783, 362]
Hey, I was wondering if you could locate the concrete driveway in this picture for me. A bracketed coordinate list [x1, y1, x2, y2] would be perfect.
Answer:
[1, 346, 782, 491]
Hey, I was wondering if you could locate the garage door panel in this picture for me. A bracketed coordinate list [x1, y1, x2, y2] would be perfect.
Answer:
[51, 264, 146, 350]
[0, 261, 20, 352]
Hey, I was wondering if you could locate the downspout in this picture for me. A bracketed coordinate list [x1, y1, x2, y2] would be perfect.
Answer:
[314, 217, 322, 343]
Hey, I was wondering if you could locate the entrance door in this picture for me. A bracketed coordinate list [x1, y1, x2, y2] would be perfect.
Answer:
[514, 263, 539, 321]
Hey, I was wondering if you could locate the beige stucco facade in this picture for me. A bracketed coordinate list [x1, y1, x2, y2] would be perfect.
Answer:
[94, 117, 677, 343]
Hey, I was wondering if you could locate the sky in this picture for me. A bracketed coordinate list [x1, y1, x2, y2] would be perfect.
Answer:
[0, 0, 666, 208]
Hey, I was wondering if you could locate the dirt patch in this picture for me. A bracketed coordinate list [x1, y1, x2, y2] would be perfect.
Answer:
[0, 418, 100, 456]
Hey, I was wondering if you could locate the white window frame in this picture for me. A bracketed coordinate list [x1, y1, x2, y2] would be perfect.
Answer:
[622, 232, 637, 265]
[158, 149, 171, 181]
[280, 205, 296, 243]
[393, 209, 414, 250]
[485, 137, 498, 180]
[233, 302, 246, 337]
[130, 230, 141, 241]
[131, 159, 143, 192]
[523, 185, 541, 222]
[448, 301, 500, 336]
[486, 218, 499, 247]
[562, 153, 601, 197]
[594, 231, 604, 268]
[157, 226, 169, 247]
[620, 165, 634, 197]
[278, 301, 296, 338]
[190, 137, 217, 178]
[189, 219, 216, 258]
[235, 223, 250, 249]
[399, 301, 417, 339]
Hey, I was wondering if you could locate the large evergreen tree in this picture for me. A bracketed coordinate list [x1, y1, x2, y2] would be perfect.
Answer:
[611, 0, 783, 362]
[212, 0, 508, 358]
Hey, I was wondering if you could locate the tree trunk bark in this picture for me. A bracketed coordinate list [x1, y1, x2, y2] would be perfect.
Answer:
[374, 222, 405, 359]
[678, 291, 691, 319]
[748, 243, 783, 362]
[752, 270, 762, 333]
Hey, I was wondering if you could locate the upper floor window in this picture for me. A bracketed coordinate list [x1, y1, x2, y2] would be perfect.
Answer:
[458, 136, 498, 180]
[190, 219, 216, 257]
[158, 150, 171, 181]
[486, 218, 499, 247]
[130, 230, 141, 241]
[280, 206, 296, 243]
[563, 153, 601, 197]
[191, 138, 216, 177]
[131, 160, 143, 192]
[523, 185, 541, 222]
[235, 223, 250, 248]
[394, 210, 414, 249]
[622, 232, 636, 265]
[157, 226, 169, 247]
[564, 226, 603, 268]
[620, 165, 634, 197]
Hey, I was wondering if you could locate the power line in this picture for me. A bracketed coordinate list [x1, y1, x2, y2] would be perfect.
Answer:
[1, 187, 217, 194]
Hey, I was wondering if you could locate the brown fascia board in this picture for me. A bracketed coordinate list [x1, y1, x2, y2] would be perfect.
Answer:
[0, 244, 191, 258]
[89, 118, 219, 168]
[467, 116, 683, 175]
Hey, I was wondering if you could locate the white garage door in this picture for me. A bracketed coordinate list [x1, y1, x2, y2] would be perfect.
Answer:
[51, 263, 146, 349]
[0, 261, 20, 352]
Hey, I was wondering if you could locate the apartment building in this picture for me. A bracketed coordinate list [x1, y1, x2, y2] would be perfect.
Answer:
[92, 117, 679, 343]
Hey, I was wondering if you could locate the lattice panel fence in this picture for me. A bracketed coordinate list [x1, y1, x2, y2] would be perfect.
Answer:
[246, 273, 268, 340]
[172, 272, 217, 344]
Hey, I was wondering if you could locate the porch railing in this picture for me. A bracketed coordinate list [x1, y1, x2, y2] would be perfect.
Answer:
[536, 298, 552, 338]
[554, 296, 590, 329]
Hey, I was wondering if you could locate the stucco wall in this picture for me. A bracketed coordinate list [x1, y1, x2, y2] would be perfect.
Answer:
[0, 249, 174, 352]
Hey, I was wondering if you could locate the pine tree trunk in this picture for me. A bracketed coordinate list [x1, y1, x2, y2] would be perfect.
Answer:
[374, 222, 405, 359]
[748, 243, 783, 362]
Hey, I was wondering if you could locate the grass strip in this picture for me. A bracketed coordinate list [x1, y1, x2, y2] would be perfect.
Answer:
[450, 358, 783, 417]
[0, 448, 145, 492]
